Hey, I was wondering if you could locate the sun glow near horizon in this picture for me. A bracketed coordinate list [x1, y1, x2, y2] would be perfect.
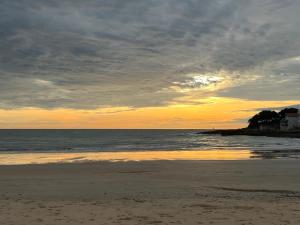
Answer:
[1, 97, 300, 129]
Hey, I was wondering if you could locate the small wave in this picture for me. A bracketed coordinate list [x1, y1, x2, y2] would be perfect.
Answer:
[1, 130, 300, 153]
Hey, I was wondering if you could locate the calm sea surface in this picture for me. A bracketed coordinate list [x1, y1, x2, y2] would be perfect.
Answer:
[0, 129, 300, 165]
[0, 129, 300, 153]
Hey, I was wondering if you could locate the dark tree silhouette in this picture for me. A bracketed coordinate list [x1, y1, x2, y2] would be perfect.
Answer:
[248, 110, 280, 129]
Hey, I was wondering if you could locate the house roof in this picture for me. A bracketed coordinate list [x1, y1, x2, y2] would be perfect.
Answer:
[286, 113, 299, 117]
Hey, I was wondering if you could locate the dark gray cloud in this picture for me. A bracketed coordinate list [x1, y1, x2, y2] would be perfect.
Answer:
[0, 0, 300, 109]
[248, 104, 300, 112]
[218, 73, 300, 101]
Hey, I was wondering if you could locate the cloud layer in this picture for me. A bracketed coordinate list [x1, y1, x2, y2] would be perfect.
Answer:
[1, 0, 300, 109]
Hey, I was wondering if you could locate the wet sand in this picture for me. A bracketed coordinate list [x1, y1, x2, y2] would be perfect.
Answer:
[0, 160, 300, 224]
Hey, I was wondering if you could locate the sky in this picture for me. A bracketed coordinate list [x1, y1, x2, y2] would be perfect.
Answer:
[1, 0, 300, 128]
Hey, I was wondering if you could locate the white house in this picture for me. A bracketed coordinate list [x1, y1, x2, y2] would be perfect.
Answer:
[280, 112, 300, 131]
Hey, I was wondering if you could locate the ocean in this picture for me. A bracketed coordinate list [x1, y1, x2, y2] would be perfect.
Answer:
[0, 129, 300, 153]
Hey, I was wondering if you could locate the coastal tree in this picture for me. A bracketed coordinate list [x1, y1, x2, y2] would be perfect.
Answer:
[248, 110, 280, 129]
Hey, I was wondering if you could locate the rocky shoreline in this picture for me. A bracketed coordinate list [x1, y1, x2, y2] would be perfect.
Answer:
[200, 129, 300, 138]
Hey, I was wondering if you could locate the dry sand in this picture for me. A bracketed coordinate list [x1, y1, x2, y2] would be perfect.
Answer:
[0, 160, 300, 225]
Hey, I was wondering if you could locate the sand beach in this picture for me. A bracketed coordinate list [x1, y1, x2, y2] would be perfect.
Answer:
[0, 160, 299, 225]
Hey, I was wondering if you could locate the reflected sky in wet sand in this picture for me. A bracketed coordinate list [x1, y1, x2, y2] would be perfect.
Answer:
[0, 150, 254, 165]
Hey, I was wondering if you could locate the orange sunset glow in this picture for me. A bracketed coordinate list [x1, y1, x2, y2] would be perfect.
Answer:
[1, 98, 300, 128]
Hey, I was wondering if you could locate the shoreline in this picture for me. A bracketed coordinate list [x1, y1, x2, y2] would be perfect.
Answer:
[201, 128, 300, 138]
[0, 150, 255, 165]
[1, 148, 300, 165]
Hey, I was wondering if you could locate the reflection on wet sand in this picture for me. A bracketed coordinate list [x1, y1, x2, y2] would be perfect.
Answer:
[251, 149, 300, 159]
[0, 149, 299, 165]
[0, 150, 253, 165]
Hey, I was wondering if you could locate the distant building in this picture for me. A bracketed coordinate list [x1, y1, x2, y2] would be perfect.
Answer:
[280, 112, 300, 131]
[258, 123, 274, 131]
[258, 119, 280, 131]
